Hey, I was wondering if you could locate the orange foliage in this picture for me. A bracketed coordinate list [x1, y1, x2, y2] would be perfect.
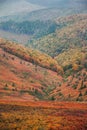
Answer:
[0, 100, 87, 130]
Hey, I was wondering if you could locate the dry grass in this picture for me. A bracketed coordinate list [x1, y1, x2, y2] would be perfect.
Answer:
[0, 100, 87, 130]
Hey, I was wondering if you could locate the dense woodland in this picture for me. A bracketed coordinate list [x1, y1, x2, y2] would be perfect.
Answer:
[0, 20, 58, 39]
[27, 14, 87, 56]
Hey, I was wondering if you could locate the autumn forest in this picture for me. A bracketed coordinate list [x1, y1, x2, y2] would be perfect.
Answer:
[0, 0, 87, 130]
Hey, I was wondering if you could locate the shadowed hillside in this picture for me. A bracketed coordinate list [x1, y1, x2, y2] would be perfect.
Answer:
[27, 14, 87, 57]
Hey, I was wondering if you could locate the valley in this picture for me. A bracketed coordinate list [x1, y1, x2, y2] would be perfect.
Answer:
[0, 38, 87, 102]
[0, 0, 87, 130]
[0, 30, 30, 44]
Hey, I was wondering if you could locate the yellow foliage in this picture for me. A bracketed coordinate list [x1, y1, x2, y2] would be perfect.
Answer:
[72, 63, 79, 71]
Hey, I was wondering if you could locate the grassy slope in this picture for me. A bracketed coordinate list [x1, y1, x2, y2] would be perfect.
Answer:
[0, 38, 63, 101]
[0, 47, 61, 101]
[55, 48, 87, 66]
[0, 38, 62, 73]
[0, 38, 87, 101]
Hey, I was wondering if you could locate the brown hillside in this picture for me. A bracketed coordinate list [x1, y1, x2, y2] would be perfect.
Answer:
[0, 38, 62, 73]
[0, 38, 87, 101]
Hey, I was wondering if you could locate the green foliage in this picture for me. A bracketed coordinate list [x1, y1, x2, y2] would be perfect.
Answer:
[84, 62, 87, 69]
[20, 89, 29, 94]
[58, 92, 63, 96]
[76, 91, 84, 101]
[0, 20, 57, 39]
[79, 92, 82, 97]
[63, 64, 72, 71]
[79, 80, 87, 90]
[76, 97, 83, 102]
[50, 96, 55, 101]
[12, 83, 16, 87]
[22, 72, 30, 79]
[29, 89, 43, 99]
[27, 14, 87, 57]
[4, 84, 9, 90]
[84, 90, 87, 96]
[72, 84, 77, 89]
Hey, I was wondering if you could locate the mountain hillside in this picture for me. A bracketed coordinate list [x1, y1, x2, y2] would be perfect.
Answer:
[0, 38, 62, 101]
[0, 2, 87, 44]
[28, 14, 87, 57]
[0, 20, 57, 39]
[0, 38, 62, 73]
[0, 38, 87, 101]
[0, 1, 87, 130]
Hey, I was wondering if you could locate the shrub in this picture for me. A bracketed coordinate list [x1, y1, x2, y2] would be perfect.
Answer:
[79, 92, 82, 97]
[50, 96, 55, 101]
[72, 84, 77, 89]
[4, 84, 9, 90]
[84, 90, 87, 96]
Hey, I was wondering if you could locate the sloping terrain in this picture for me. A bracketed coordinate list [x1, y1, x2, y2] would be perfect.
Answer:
[0, 46, 61, 101]
[0, 38, 63, 101]
[1, 7, 87, 22]
[0, 8, 87, 44]
[0, 38, 62, 72]
[0, 1, 87, 130]
[0, 38, 87, 101]
[28, 14, 87, 57]
[0, 0, 87, 45]
[0, 20, 57, 39]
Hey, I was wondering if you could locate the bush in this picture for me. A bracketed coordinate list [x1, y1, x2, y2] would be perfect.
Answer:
[4, 84, 9, 90]
[79, 92, 82, 97]
[58, 92, 63, 96]
[84, 90, 87, 96]
[50, 96, 55, 101]
[72, 84, 77, 89]
[76, 97, 83, 101]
